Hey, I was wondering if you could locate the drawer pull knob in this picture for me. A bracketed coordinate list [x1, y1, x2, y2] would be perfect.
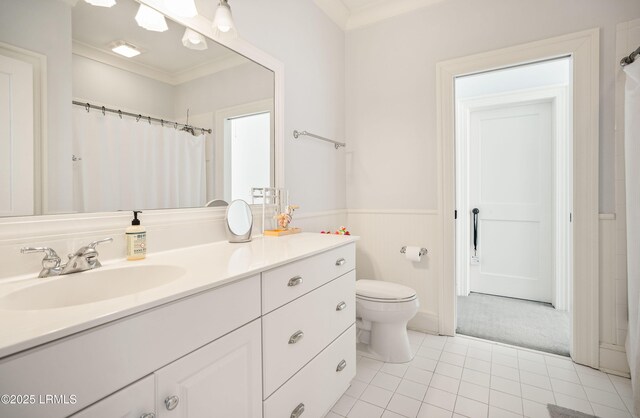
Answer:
[335, 258, 346, 266]
[140, 414, 156, 418]
[289, 330, 304, 344]
[336, 301, 347, 311]
[288, 276, 303, 287]
[336, 359, 347, 372]
[164, 395, 179, 411]
[290, 403, 305, 418]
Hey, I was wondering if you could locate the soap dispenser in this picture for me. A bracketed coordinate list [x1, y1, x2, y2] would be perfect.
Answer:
[126, 211, 146, 260]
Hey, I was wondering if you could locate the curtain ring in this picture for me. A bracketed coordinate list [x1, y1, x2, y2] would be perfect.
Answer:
[147, 116, 151, 125]
[101, 106, 106, 116]
[161, 119, 164, 127]
[174, 122, 178, 129]
[85, 103, 90, 112]
[118, 110, 122, 119]
[136, 114, 141, 122]
[201, 128, 205, 135]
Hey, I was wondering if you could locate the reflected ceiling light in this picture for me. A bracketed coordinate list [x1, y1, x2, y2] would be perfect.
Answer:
[111, 41, 141, 58]
[84, 0, 116, 7]
[182, 28, 208, 50]
[165, 0, 198, 18]
[135, 4, 168, 32]
[212, 0, 237, 39]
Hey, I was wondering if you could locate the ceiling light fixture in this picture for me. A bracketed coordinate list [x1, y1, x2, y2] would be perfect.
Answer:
[165, 0, 198, 18]
[111, 41, 141, 58]
[135, 4, 168, 32]
[212, 0, 237, 39]
[182, 28, 208, 50]
[84, 0, 116, 7]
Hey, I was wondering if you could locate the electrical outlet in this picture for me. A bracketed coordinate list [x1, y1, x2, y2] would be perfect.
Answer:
[471, 255, 480, 265]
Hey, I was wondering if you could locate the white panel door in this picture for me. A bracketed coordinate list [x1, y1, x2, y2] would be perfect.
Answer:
[0, 53, 33, 216]
[469, 101, 553, 302]
[155, 319, 262, 418]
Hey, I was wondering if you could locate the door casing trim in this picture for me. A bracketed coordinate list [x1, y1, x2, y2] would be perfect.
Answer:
[436, 28, 600, 367]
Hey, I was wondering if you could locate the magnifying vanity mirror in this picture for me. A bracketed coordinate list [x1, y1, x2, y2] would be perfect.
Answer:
[0, 0, 275, 218]
[225, 200, 253, 243]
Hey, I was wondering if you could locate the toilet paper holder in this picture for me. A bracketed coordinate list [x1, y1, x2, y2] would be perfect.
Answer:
[400, 246, 427, 256]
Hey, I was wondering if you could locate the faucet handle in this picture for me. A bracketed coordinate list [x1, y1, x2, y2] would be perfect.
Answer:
[21, 247, 61, 272]
[21, 246, 60, 259]
[88, 237, 113, 249]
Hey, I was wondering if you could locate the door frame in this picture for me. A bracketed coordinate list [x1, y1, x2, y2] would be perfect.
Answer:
[437, 29, 600, 367]
[455, 86, 571, 311]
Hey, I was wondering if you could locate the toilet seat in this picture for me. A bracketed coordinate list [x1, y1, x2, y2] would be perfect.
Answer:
[356, 280, 417, 303]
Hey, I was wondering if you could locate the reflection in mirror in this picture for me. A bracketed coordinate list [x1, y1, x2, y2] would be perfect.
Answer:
[226, 199, 253, 243]
[0, 0, 275, 217]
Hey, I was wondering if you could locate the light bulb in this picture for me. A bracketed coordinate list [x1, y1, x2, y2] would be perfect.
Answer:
[135, 4, 168, 32]
[212, 0, 237, 38]
[182, 28, 208, 50]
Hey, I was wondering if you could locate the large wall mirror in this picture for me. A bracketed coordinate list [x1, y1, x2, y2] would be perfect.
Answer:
[0, 0, 275, 217]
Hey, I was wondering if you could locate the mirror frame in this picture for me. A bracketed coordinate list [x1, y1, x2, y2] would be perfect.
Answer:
[0, 0, 284, 234]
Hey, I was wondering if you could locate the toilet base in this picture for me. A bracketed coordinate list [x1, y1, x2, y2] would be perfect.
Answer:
[356, 322, 416, 363]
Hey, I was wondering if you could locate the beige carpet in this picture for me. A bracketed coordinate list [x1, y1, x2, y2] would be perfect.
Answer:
[457, 292, 570, 356]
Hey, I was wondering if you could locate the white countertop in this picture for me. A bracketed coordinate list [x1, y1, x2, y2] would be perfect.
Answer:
[0, 233, 358, 359]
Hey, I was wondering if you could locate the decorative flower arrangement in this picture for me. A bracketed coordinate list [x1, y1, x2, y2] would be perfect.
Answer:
[321, 226, 351, 235]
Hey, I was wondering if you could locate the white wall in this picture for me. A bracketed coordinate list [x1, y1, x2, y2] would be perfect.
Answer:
[0, 0, 73, 214]
[346, 0, 640, 332]
[173, 61, 274, 118]
[232, 0, 347, 213]
[73, 54, 175, 119]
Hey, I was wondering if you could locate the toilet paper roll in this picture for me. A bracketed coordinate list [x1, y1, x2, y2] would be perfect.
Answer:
[404, 246, 422, 262]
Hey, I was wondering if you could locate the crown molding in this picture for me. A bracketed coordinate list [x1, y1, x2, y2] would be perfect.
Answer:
[72, 40, 247, 86]
[313, 0, 350, 31]
[314, 0, 445, 31]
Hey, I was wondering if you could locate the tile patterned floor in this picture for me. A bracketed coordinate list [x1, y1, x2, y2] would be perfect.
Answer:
[326, 331, 636, 418]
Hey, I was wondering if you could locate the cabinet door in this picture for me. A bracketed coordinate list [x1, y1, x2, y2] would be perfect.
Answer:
[70, 375, 155, 418]
[155, 319, 262, 418]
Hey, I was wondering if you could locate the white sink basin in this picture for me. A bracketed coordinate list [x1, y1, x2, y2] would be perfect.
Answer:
[0, 265, 185, 310]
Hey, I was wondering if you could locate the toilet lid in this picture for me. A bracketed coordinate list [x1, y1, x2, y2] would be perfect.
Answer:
[356, 279, 417, 301]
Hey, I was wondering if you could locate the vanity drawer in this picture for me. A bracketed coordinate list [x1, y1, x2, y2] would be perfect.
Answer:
[263, 325, 356, 418]
[262, 270, 355, 397]
[262, 243, 355, 313]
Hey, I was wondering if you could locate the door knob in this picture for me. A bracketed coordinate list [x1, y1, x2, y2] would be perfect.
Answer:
[164, 395, 179, 411]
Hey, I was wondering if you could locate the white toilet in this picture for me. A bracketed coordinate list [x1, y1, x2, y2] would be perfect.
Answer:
[355, 279, 420, 363]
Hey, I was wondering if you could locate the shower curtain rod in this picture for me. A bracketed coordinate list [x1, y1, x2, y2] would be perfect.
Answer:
[620, 45, 640, 67]
[72, 101, 212, 134]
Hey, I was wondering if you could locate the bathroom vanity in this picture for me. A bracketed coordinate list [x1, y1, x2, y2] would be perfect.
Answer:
[0, 233, 357, 418]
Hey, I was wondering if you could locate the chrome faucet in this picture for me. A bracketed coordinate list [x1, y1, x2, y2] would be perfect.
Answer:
[21, 238, 113, 278]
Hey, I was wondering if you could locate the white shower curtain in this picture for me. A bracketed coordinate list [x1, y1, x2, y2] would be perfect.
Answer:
[624, 60, 640, 416]
[72, 107, 206, 212]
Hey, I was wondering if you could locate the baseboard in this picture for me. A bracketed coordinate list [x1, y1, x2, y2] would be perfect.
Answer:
[599, 343, 630, 377]
[408, 311, 439, 335]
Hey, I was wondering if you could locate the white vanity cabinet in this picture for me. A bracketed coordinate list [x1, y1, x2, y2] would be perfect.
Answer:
[262, 243, 356, 417]
[70, 376, 156, 418]
[0, 239, 357, 418]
